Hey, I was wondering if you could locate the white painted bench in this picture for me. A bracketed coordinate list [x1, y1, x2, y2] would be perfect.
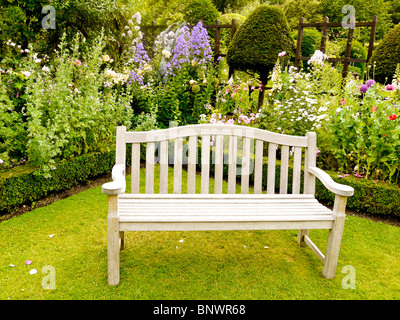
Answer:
[102, 124, 354, 285]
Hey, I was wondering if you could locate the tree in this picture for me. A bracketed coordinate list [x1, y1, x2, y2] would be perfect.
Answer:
[368, 23, 400, 84]
[283, 0, 324, 31]
[226, 5, 295, 83]
[321, 0, 392, 41]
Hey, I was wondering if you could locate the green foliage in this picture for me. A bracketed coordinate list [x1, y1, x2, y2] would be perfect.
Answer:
[338, 39, 367, 79]
[369, 23, 400, 84]
[321, 0, 392, 42]
[154, 62, 218, 128]
[226, 5, 295, 83]
[325, 79, 400, 183]
[211, 0, 248, 14]
[283, 0, 323, 31]
[292, 29, 322, 58]
[183, 0, 220, 25]
[0, 151, 114, 215]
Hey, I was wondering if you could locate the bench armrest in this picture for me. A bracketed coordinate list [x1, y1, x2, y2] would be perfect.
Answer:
[102, 164, 126, 196]
[308, 167, 354, 197]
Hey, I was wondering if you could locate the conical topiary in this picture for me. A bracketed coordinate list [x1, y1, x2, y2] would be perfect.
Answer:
[226, 5, 295, 83]
[369, 23, 400, 84]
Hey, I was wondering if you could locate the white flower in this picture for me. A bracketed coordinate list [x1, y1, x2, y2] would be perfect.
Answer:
[162, 50, 171, 58]
[127, 30, 133, 37]
[10, 42, 15, 46]
[21, 71, 31, 78]
[42, 66, 50, 72]
[308, 50, 328, 66]
[0, 159, 4, 164]
[133, 12, 141, 25]
[35, 58, 42, 63]
[128, 19, 133, 25]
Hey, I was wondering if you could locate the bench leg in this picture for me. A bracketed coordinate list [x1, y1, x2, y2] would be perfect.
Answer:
[297, 229, 310, 246]
[322, 195, 347, 279]
[119, 231, 125, 250]
[108, 195, 120, 285]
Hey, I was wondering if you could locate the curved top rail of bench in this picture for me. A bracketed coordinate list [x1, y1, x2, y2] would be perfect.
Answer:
[123, 124, 310, 147]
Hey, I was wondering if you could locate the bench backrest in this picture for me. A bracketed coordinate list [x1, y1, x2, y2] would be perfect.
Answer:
[115, 124, 317, 195]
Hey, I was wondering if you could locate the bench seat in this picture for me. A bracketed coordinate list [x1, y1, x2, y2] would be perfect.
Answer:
[118, 194, 334, 231]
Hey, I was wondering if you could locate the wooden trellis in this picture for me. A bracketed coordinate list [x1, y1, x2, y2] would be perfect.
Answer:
[294, 16, 378, 79]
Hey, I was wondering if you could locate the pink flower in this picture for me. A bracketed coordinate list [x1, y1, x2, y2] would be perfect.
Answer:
[278, 51, 286, 57]
[360, 84, 368, 93]
[75, 60, 82, 66]
[366, 79, 375, 87]
[385, 84, 395, 91]
[26, 260, 33, 265]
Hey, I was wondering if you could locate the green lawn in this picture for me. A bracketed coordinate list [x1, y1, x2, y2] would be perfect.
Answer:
[1, 166, 400, 300]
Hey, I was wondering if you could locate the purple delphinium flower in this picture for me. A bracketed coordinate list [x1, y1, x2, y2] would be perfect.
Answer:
[165, 22, 212, 77]
[366, 79, 375, 87]
[133, 42, 150, 65]
[360, 84, 368, 93]
[128, 70, 144, 86]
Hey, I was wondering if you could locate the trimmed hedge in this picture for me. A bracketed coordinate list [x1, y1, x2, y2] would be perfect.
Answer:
[369, 22, 400, 84]
[226, 5, 295, 83]
[0, 152, 115, 216]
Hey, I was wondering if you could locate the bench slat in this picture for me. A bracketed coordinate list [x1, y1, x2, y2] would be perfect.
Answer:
[267, 143, 277, 194]
[120, 221, 333, 232]
[292, 146, 302, 194]
[131, 143, 140, 194]
[159, 140, 168, 194]
[241, 137, 251, 194]
[125, 124, 308, 147]
[254, 140, 263, 194]
[201, 135, 210, 194]
[187, 136, 197, 194]
[214, 135, 224, 194]
[280, 145, 289, 194]
[174, 138, 183, 194]
[228, 135, 238, 194]
[145, 142, 155, 194]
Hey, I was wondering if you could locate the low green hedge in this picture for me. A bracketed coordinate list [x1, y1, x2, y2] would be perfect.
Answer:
[0, 152, 115, 216]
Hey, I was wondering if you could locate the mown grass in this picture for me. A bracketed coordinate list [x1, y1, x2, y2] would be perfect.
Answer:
[1, 166, 400, 300]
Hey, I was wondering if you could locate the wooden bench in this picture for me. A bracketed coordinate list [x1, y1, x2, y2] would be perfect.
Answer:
[102, 124, 354, 285]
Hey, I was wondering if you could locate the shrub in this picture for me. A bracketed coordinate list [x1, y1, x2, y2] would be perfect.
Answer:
[292, 28, 322, 71]
[0, 151, 115, 216]
[338, 39, 368, 79]
[283, 0, 324, 31]
[226, 5, 295, 83]
[369, 23, 400, 84]
[184, 0, 220, 25]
